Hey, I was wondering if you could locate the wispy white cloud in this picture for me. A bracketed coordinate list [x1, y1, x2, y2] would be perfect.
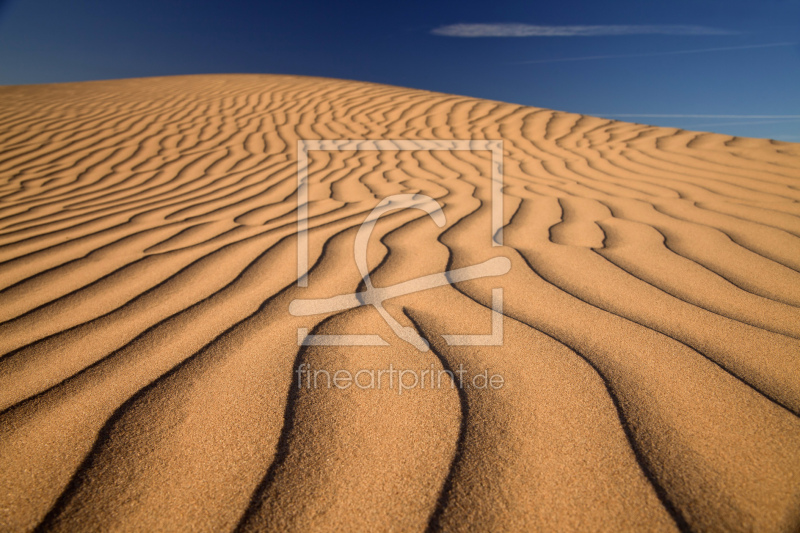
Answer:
[514, 42, 797, 64]
[431, 23, 739, 38]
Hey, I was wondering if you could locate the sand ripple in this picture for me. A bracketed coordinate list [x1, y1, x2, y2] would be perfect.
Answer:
[0, 75, 799, 532]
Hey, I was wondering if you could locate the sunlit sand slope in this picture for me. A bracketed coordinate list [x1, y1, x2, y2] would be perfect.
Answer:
[0, 74, 799, 532]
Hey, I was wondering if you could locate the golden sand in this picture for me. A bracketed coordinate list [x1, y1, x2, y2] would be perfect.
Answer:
[0, 74, 799, 532]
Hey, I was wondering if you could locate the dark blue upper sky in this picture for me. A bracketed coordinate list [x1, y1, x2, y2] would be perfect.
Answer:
[1, 0, 798, 141]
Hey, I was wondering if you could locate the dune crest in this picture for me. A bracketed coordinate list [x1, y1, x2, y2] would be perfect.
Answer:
[0, 74, 799, 532]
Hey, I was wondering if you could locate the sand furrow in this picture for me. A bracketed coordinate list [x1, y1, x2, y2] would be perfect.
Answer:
[0, 74, 797, 532]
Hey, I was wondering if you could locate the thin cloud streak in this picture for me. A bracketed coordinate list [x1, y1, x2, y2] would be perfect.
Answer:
[595, 114, 800, 119]
[689, 118, 800, 128]
[431, 23, 738, 37]
[515, 42, 797, 64]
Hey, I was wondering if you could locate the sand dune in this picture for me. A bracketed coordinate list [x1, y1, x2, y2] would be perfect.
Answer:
[0, 74, 799, 532]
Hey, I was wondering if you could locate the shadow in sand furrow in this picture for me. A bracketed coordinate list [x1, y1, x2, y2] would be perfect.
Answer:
[0, 104, 283, 215]
[560, 156, 681, 199]
[439, 193, 800, 532]
[31, 195, 428, 533]
[652, 201, 800, 273]
[337, 150, 679, 530]
[623, 147, 800, 204]
[504, 184, 800, 313]
[605, 131, 800, 195]
[0, 103, 170, 176]
[0, 221, 238, 353]
[0, 100, 144, 149]
[59, 150, 254, 213]
[573, 156, 684, 198]
[0, 206, 380, 412]
[405, 297, 679, 532]
[0, 154, 292, 254]
[0, 81, 232, 147]
[547, 196, 610, 248]
[237, 150, 490, 532]
[539, 159, 659, 201]
[2, 140, 167, 206]
[726, 149, 800, 174]
[695, 200, 800, 238]
[0, 165, 170, 232]
[236, 309, 460, 533]
[0, 222, 192, 310]
[1, 214, 362, 531]
[0, 74, 798, 532]
[595, 216, 800, 338]
[676, 133, 800, 181]
[166, 161, 295, 223]
[0, 111, 221, 201]
[520, 172, 644, 205]
[634, 134, 800, 192]
[507, 198, 800, 414]
[548, 128, 724, 202]
[610, 147, 783, 204]
[602, 196, 800, 307]
[81, 154, 297, 221]
[724, 137, 800, 170]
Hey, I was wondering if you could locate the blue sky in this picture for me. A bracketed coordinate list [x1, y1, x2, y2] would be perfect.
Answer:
[0, 0, 798, 141]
